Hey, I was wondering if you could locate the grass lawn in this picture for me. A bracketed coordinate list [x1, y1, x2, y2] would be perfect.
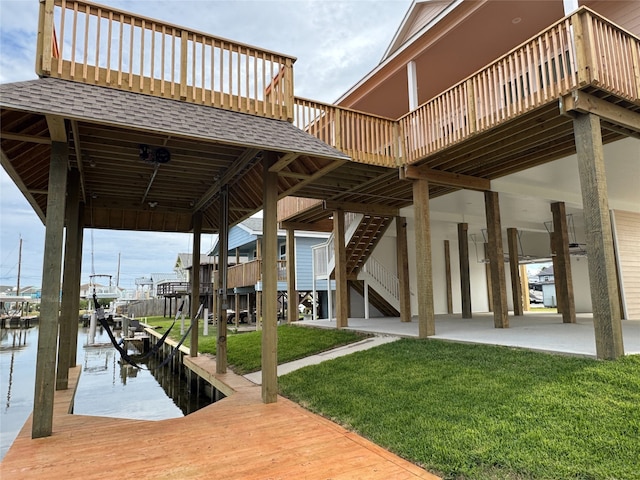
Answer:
[145, 317, 367, 375]
[279, 339, 640, 480]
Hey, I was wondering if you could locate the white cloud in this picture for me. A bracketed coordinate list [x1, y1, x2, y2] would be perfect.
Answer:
[0, 0, 411, 289]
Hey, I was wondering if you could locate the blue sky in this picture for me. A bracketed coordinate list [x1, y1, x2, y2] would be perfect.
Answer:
[0, 0, 410, 291]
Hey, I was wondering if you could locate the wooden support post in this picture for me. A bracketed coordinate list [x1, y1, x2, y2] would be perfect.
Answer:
[212, 262, 218, 326]
[286, 227, 298, 323]
[69, 203, 83, 365]
[333, 209, 349, 328]
[444, 240, 453, 314]
[217, 186, 229, 373]
[458, 223, 472, 318]
[190, 211, 202, 357]
[33, 141, 68, 439]
[573, 113, 624, 359]
[507, 228, 523, 316]
[484, 243, 493, 312]
[396, 217, 412, 322]
[262, 153, 278, 403]
[551, 202, 577, 323]
[484, 191, 508, 328]
[57, 169, 81, 390]
[413, 179, 435, 337]
[256, 291, 262, 330]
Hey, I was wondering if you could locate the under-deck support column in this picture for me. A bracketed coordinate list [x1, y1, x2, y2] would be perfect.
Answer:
[333, 209, 349, 328]
[33, 141, 68, 439]
[551, 202, 576, 323]
[413, 179, 435, 337]
[507, 228, 523, 316]
[262, 154, 278, 403]
[57, 169, 81, 390]
[69, 203, 83, 366]
[190, 211, 202, 357]
[444, 240, 453, 314]
[484, 191, 508, 328]
[286, 227, 298, 323]
[458, 223, 472, 318]
[396, 216, 412, 322]
[217, 186, 229, 373]
[573, 113, 623, 359]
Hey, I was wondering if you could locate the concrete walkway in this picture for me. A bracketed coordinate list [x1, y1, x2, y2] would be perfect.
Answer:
[244, 335, 399, 384]
[297, 312, 640, 358]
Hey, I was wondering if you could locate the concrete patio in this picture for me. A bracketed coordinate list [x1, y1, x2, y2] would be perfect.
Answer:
[297, 312, 640, 358]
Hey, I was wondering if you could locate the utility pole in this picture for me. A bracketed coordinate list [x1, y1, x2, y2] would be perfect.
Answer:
[16, 236, 22, 296]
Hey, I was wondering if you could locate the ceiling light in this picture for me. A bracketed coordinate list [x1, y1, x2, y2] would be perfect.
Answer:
[512, 17, 522, 24]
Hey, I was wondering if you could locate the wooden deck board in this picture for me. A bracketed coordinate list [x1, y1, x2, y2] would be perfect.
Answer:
[1, 363, 439, 479]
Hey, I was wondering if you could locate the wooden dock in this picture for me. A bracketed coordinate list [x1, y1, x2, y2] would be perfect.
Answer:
[1, 355, 439, 479]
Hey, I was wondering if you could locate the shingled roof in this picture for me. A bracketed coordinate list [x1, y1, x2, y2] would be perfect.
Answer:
[0, 78, 349, 161]
[0, 78, 350, 233]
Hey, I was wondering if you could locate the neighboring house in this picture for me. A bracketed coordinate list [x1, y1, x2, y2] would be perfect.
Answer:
[156, 254, 217, 314]
[536, 266, 555, 284]
[210, 217, 331, 320]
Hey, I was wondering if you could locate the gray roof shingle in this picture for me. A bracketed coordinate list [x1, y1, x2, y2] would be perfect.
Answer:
[0, 77, 351, 162]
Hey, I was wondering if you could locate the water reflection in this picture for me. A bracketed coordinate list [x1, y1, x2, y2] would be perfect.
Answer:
[0, 324, 215, 460]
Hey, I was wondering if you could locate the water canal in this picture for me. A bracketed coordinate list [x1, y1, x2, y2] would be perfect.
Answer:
[0, 324, 214, 460]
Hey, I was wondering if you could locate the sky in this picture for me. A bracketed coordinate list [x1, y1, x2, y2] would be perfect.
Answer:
[0, 0, 410, 292]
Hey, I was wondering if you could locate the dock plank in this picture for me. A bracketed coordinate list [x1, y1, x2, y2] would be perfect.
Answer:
[1, 361, 439, 479]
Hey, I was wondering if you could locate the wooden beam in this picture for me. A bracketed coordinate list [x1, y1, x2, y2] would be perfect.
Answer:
[484, 191, 508, 328]
[279, 219, 333, 232]
[521, 265, 530, 312]
[573, 113, 624, 359]
[269, 152, 299, 172]
[444, 240, 453, 314]
[323, 200, 398, 217]
[404, 165, 491, 191]
[70, 121, 87, 203]
[551, 202, 576, 323]
[561, 91, 640, 133]
[507, 228, 523, 316]
[56, 169, 81, 391]
[190, 210, 202, 357]
[45, 114, 67, 142]
[333, 209, 349, 329]
[262, 153, 279, 403]
[413, 178, 435, 337]
[0, 132, 52, 144]
[33, 141, 68, 439]
[193, 148, 260, 212]
[286, 227, 298, 323]
[396, 217, 411, 322]
[458, 223, 472, 318]
[278, 158, 347, 199]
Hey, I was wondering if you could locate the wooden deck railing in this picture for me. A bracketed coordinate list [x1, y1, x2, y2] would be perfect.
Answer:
[36, 0, 295, 120]
[293, 98, 401, 167]
[220, 259, 286, 289]
[400, 8, 640, 164]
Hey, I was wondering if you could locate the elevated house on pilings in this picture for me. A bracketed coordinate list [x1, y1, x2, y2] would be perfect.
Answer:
[278, 0, 640, 356]
[0, 0, 638, 442]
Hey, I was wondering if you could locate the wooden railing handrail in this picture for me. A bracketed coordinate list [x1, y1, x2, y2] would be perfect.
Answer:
[37, 0, 296, 121]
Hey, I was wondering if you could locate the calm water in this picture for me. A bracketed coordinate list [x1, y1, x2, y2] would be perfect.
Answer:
[0, 324, 212, 460]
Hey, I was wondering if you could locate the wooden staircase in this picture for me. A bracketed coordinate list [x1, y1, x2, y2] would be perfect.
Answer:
[344, 214, 393, 277]
[349, 279, 400, 317]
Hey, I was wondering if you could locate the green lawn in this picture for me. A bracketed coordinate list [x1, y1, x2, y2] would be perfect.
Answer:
[278, 339, 640, 480]
[146, 317, 367, 375]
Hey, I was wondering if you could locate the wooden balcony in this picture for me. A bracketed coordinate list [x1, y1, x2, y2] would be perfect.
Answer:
[156, 281, 213, 297]
[37, 0, 295, 121]
[292, 8, 638, 170]
[215, 260, 287, 290]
